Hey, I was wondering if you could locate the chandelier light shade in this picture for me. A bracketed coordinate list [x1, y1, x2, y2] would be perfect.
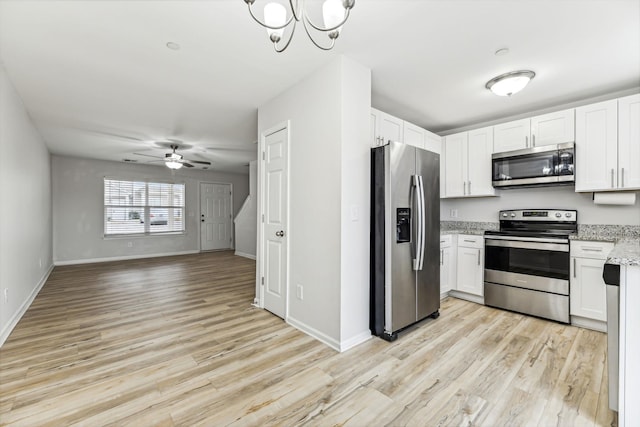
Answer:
[165, 151, 184, 169]
[486, 70, 536, 97]
[244, 0, 355, 52]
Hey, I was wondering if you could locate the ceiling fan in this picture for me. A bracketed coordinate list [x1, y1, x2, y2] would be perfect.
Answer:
[133, 144, 212, 170]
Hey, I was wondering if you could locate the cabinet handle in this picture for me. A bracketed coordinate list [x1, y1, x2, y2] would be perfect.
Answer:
[463, 181, 466, 195]
[611, 169, 614, 188]
[463, 239, 476, 243]
[525, 136, 529, 147]
[621, 167, 625, 188]
[582, 247, 603, 252]
[477, 249, 481, 266]
[440, 249, 443, 265]
[468, 181, 471, 194]
[573, 258, 576, 278]
[532, 134, 536, 147]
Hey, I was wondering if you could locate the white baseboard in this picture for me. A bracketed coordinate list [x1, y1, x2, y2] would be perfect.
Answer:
[0, 264, 54, 348]
[339, 330, 372, 352]
[234, 251, 256, 260]
[286, 316, 341, 352]
[571, 315, 607, 332]
[449, 290, 485, 305]
[54, 250, 200, 266]
[440, 291, 451, 300]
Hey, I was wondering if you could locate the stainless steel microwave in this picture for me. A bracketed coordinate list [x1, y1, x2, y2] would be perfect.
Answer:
[492, 143, 575, 188]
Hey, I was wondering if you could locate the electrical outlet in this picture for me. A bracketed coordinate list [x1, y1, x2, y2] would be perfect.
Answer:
[3, 289, 8, 303]
[450, 209, 458, 219]
[127, 241, 133, 248]
[296, 284, 303, 300]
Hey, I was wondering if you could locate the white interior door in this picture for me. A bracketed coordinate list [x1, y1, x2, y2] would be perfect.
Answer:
[200, 183, 232, 251]
[262, 126, 288, 319]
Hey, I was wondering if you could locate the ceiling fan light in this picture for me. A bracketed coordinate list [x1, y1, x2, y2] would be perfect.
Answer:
[486, 70, 535, 97]
[264, 2, 286, 42]
[165, 160, 183, 170]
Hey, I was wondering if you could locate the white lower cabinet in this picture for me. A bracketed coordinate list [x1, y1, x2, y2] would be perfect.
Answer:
[570, 240, 614, 331]
[439, 235, 456, 297]
[450, 235, 484, 304]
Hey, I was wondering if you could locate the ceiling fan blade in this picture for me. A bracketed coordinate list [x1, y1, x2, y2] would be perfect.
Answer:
[185, 159, 211, 165]
[133, 152, 164, 159]
[182, 163, 195, 168]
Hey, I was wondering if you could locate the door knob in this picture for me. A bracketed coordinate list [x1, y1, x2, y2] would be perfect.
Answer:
[275, 230, 285, 237]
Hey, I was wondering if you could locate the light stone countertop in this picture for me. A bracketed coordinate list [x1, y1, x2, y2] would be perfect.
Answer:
[605, 239, 640, 267]
[440, 229, 485, 236]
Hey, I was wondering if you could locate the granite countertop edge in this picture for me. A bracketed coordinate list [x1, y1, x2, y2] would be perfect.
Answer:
[605, 239, 640, 267]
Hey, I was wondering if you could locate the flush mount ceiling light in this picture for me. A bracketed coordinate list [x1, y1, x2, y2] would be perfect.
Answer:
[486, 70, 536, 97]
[243, 0, 355, 52]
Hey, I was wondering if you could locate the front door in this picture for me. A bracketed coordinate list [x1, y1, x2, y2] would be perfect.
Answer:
[262, 126, 288, 319]
[200, 183, 232, 251]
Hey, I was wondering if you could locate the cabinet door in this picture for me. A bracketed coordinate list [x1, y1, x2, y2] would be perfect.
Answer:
[570, 257, 607, 321]
[379, 112, 404, 145]
[575, 100, 618, 192]
[467, 126, 495, 196]
[403, 121, 426, 149]
[424, 129, 442, 154]
[618, 94, 640, 190]
[440, 246, 455, 293]
[443, 132, 468, 198]
[371, 109, 381, 147]
[456, 246, 483, 296]
[531, 109, 575, 147]
[493, 118, 531, 153]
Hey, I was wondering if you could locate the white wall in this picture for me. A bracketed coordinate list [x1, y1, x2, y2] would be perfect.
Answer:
[441, 186, 640, 225]
[52, 155, 249, 264]
[257, 56, 371, 351]
[234, 160, 257, 259]
[0, 64, 53, 346]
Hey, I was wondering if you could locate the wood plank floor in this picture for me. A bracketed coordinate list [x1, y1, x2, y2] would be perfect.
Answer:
[0, 251, 616, 426]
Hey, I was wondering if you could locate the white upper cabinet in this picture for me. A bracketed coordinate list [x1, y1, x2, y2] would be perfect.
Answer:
[575, 95, 640, 192]
[493, 118, 531, 152]
[530, 109, 575, 147]
[618, 94, 640, 190]
[443, 132, 467, 198]
[493, 109, 575, 153]
[403, 120, 426, 149]
[424, 129, 442, 155]
[467, 127, 495, 197]
[575, 100, 618, 191]
[371, 108, 403, 147]
[442, 127, 495, 198]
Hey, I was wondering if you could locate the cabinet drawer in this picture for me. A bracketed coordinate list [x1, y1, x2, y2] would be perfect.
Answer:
[457, 234, 484, 249]
[570, 241, 614, 259]
[440, 235, 453, 247]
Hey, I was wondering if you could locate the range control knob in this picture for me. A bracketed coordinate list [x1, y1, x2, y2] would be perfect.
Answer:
[565, 212, 572, 218]
[510, 213, 516, 218]
[555, 212, 562, 218]
[502, 213, 508, 218]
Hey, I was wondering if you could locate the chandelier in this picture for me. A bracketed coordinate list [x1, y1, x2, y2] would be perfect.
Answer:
[244, 0, 355, 52]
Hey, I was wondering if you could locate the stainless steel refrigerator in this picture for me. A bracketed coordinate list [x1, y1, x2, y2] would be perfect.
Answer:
[371, 141, 440, 341]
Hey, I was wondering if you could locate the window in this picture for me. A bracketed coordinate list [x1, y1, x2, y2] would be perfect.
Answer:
[104, 179, 185, 236]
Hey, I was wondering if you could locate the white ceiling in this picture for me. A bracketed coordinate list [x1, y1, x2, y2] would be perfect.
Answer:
[1, 0, 639, 173]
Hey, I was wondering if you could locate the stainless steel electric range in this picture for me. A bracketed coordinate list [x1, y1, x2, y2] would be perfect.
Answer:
[483, 209, 577, 323]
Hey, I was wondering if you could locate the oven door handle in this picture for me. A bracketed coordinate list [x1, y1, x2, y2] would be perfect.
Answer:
[485, 238, 569, 252]
[484, 235, 569, 244]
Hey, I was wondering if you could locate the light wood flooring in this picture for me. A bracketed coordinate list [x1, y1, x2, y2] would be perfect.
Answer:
[0, 251, 616, 426]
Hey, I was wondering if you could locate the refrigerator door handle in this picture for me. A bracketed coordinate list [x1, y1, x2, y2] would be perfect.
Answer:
[418, 175, 426, 270]
[412, 175, 422, 271]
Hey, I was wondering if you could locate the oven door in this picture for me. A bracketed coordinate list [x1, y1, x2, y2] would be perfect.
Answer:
[492, 145, 570, 187]
[484, 237, 570, 294]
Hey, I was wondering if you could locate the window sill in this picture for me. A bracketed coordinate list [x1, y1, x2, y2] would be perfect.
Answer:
[103, 232, 186, 240]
